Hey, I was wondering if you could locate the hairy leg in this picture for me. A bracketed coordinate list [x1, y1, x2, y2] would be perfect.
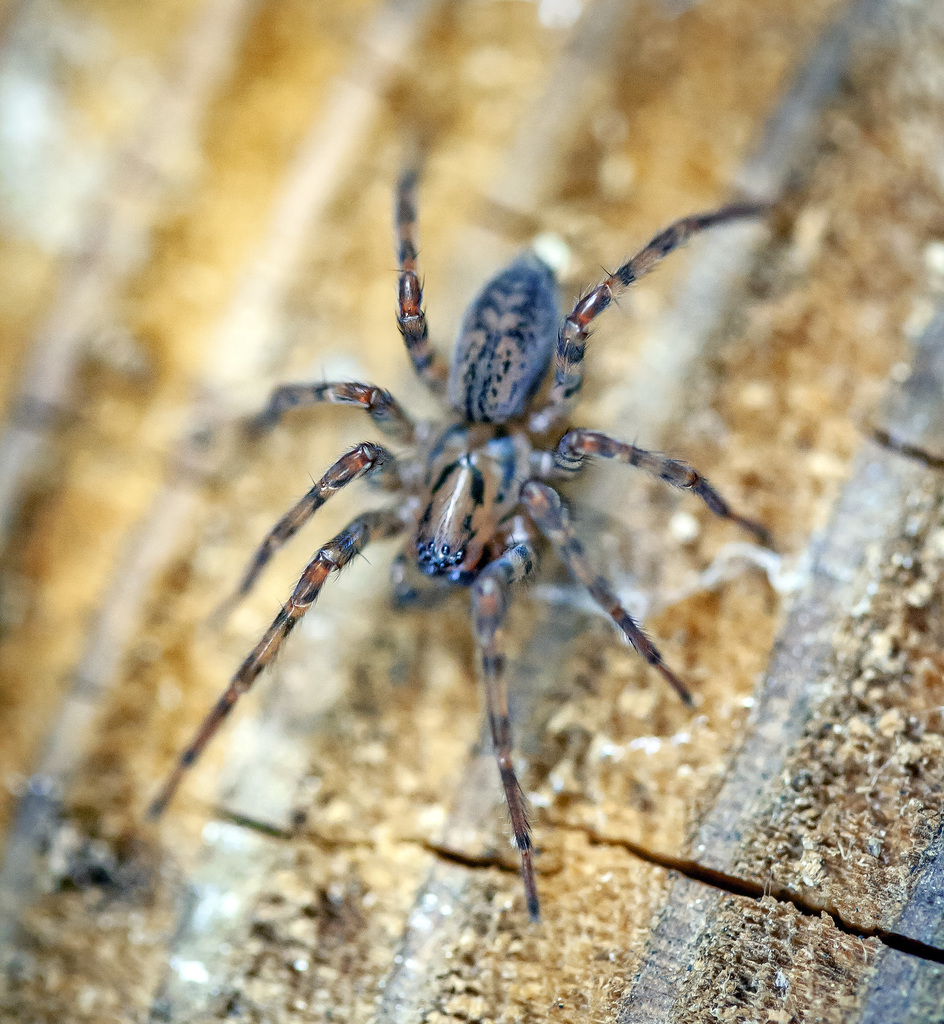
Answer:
[520, 480, 693, 706]
[547, 428, 770, 545]
[252, 381, 417, 442]
[529, 203, 766, 432]
[217, 442, 394, 621]
[149, 508, 405, 818]
[395, 168, 449, 392]
[471, 539, 540, 920]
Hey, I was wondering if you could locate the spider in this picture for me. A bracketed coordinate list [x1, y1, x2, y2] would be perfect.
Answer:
[149, 168, 770, 921]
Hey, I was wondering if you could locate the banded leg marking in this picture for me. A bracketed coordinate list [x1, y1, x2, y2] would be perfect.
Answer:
[148, 508, 405, 818]
[253, 381, 416, 442]
[471, 541, 540, 921]
[520, 480, 694, 707]
[552, 429, 771, 546]
[529, 202, 767, 432]
[217, 442, 393, 621]
[396, 168, 448, 391]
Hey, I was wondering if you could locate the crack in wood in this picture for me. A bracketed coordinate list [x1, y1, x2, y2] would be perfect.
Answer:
[421, 840, 539, 877]
[571, 824, 944, 967]
[215, 806, 552, 878]
[209, 803, 944, 969]
[212, 808, 298, 841]
[871, 426, 944, 474]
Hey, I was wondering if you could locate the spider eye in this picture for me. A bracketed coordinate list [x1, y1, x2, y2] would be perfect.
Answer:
[455, 546, 465, 562]
[441, 544, 450, 556]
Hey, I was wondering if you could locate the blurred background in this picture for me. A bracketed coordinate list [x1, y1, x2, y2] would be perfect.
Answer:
[1, 0, 943, 1020]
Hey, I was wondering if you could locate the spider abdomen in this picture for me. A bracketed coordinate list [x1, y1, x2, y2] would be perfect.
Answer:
[448, 253, 559, 423]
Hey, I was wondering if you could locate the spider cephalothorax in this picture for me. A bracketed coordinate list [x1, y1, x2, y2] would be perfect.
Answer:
[149, 169, 770, 921]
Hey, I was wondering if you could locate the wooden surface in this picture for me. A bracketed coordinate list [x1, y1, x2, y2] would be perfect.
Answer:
[2, 0, 944, 1021]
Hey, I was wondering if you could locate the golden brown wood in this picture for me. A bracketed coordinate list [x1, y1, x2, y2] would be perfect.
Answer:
[3, 0, 944, 1021]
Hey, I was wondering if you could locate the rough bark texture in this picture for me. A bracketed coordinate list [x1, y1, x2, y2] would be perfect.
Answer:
[2, 1, 944, 1022]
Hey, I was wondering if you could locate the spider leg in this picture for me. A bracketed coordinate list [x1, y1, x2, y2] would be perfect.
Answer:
[529, 202, 767, 432]
[547, 428, 771, 546]
[216, 442, 395, 622]
[148, 508, 405, 818]
[520, 480, 694, 707]
[470, 539, 540, 921]
[395, 168, 449, 393]
[252, 381, 417, 442]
